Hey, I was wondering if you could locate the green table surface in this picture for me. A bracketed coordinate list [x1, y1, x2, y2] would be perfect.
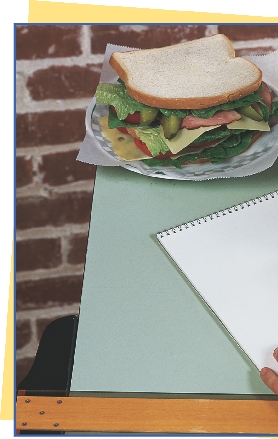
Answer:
[70, 159, 278, 396]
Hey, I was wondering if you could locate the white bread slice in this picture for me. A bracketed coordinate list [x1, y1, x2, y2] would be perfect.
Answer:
[109, 34, 262, 110]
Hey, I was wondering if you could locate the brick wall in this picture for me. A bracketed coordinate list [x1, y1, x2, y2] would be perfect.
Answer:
[16, 24, 278, 388]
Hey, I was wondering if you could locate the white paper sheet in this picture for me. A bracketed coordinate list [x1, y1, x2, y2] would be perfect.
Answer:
[157, 191, 278, 374]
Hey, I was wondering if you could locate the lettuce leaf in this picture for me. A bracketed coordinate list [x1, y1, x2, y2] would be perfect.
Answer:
[272, 100, 278, 116]
[256, 101, 270, 121]
[190, 126, 231, 144]
[95, 84, 151, 120]
[191, 93, 263, 119]
[135, 127, 171, 156]
[159, 108, 190, 118]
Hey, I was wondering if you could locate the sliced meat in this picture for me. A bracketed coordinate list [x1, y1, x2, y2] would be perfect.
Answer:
[181, 110, 241, 129]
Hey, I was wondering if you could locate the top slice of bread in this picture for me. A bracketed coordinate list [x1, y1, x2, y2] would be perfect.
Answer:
[109, 34, 262, 110]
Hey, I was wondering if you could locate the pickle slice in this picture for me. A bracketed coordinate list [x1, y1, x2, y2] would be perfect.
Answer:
[140, 108, 158, 124]
[238, 105, 263, 122]
[161, 114, 182, 139]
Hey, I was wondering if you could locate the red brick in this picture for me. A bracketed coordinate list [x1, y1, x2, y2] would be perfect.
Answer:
[16, 25, 82, 60]
[39, 150, 96, 186]
[16, 357, 35, 388]
[67, 234, 88, 265]
[16, 110, 86, 148]
[16, 191, 93, 230]
[90, 25, 154, 53]
[26, 65, 102, 101]
[154, 24, 210, 47]
[16, 156, 33, 188]
[90, 24, 210, 54]
[16, 275, 83, 311]
[218, 25, 278, 41]
[16, 320, 32, 350]
[16, 238, 62, 272]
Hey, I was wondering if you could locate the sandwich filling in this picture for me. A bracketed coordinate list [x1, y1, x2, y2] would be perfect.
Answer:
[95, 79, 277, 168]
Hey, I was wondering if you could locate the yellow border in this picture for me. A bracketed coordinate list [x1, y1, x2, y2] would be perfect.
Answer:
[0, 247, 14, 421]
[28, 1, 278, 23]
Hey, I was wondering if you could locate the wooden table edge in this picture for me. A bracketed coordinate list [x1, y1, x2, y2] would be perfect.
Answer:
[16, 394, 278, 434]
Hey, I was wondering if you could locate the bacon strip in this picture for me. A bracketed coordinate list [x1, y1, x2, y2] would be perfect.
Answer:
[181, 110, 241, 129]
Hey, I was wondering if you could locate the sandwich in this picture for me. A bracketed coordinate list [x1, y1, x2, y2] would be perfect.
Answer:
[94, 34, 278, 168]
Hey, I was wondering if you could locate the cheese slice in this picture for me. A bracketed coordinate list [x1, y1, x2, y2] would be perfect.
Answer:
[227, 114, 270, 131]
[99, 116, 149, 161]
[162, 125, 221, 154]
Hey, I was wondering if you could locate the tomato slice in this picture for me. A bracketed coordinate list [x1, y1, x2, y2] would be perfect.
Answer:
[133, 137, 152, 157]
[124, 111, 141, 124]
[134, 137, 174, 159]
[117, 127, 129, 134]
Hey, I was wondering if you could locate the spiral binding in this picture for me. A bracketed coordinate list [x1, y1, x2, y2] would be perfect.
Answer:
[158, 190, 278, 239]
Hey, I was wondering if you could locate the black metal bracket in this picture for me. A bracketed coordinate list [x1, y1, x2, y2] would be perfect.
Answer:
[17, 314, 79, 435]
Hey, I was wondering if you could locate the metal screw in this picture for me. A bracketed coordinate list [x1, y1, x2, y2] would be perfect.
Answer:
[53, 423, 59, 427]
[25, 399, 30, 403]
[57, 400, 62, 404]
[22, 422, 27, 426]
[39, 411, 45, 415]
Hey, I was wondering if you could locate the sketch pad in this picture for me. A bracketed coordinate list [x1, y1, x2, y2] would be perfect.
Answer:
[157, 191, 278, 374]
